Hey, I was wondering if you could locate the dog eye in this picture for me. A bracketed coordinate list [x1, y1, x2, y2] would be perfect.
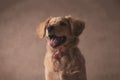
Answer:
[60, 21, 67, 26]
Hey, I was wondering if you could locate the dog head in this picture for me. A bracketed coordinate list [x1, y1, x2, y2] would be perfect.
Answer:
[37, 16, 85, 48]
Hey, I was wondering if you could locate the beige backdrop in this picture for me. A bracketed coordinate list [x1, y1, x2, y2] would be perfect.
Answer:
[0, 0, 120, 80]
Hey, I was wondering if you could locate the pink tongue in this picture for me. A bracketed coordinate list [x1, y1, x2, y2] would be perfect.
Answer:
[50, 40, 57, 47]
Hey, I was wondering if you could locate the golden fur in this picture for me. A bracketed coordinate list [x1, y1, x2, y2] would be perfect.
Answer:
[37, 16, 87, 80]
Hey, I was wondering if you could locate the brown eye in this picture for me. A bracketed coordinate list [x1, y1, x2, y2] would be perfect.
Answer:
[60, 21, 67, 26]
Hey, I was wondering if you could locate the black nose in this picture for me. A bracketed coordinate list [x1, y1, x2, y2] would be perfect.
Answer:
[47, 26, 54, 32]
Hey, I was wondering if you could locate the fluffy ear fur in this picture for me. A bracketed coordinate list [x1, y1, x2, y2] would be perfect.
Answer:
[37, 17, 51, 38]
[65, 16, 85, 36]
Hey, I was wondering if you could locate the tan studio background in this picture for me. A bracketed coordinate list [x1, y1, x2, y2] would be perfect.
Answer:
[0, 0, 120, 80]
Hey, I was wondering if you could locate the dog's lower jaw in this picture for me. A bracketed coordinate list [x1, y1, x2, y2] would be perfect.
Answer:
[47, 37, 79, 59]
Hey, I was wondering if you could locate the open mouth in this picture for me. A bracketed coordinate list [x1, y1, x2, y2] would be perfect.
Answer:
[48, 34, 67, 48]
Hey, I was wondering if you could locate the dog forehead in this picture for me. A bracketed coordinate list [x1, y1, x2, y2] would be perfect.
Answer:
[49, 17, 62, 24]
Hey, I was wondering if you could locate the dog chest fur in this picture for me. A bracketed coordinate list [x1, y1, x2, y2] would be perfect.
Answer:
[44, 47, 86, 80]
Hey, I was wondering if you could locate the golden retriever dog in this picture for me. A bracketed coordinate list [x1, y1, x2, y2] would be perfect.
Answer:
[37, 16, 87, 80]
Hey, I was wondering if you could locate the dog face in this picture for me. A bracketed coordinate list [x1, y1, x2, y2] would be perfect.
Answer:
[37, 16, 85, 48]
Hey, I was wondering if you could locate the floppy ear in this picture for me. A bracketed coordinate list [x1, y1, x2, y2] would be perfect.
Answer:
[37, 17, 51, 38]
[66, 16, 85, 36]
[71, 19, 85, 36]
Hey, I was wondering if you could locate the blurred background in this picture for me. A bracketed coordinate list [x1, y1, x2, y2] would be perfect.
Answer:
[0, 0, 120, 80]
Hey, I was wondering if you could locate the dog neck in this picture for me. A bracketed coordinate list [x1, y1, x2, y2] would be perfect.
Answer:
[52, 46, 67, 59]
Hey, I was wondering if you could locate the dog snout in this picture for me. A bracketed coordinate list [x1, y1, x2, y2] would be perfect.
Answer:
[47, 26, 54, 32]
